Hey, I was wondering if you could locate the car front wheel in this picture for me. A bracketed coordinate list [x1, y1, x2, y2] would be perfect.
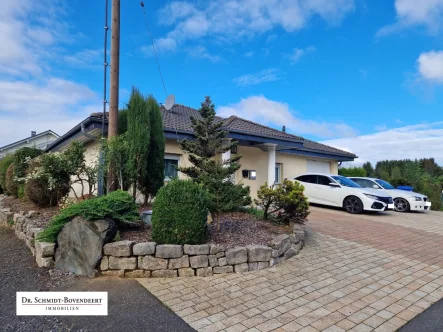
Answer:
[394, 198, 410, 212]
[344, 196, 364, 214]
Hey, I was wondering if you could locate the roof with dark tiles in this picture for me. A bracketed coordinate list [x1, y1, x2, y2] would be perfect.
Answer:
[91, 104, 356, 158]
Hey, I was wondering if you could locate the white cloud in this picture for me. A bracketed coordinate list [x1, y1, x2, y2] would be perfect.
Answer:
[64, 49, 102, 69]
[417, 50, 443, 83]
[233, 69, 282, 86]
[186, 46, 222, 63]
[217, 95, 357, 139]
[157, 0, 354, 51]
[377, 0, 443, 37]
[375, 124, 387, 131]
[288, 46, 316, 64]
[0, 78, 100, 147]
[0, 0, 102, 147]
[323, 122, 443, 165]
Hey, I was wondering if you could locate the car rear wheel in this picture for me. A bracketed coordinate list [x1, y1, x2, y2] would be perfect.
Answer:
[344, 196, 364, 214]
[394, 198, 410, 212]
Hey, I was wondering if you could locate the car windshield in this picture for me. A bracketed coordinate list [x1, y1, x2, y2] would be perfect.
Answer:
[331, 176, 361, 188]
[375, 179, 396, 189]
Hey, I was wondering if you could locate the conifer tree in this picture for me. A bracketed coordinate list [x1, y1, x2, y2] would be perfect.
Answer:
[179, 96, 251, 230]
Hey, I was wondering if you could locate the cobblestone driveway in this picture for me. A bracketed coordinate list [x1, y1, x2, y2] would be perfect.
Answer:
[138, 207, 443, 332]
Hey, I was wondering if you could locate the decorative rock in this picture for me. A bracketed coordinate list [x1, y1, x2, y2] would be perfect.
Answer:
[184, 244, 209, 255]
[169, 255, 189, 269]
[269, 256, 286, 267]
[213, 266, 233, 274]
[133, 242, 156, 256]
[270, 234, 291, 256]
[36, 256, 54, 268]
[35, 242, 55, 258]
[196, 267, 213, 277]
[25, 238, 34, 250]
[101, 270, 124, 277]
[27, 210, 38, 218]
[29, 228, 43, 239]
[190, 255, 209, 268]
[248, 262, 258, 271]
[209, 244, 224, 255]
[215, 252, 225, 258]
[103, 240, 135, 257]
[13, 213, 22, 222]
[258, 261, 269, 270]
[271, 250, 280, 258]
[109, 256, 137, 270]
[226, 247, 248, 265]
[55, 216, 117, 277]
[4, 212, 13, 225]
[125, 270, 151, 278]
[218, 257, 227, 266]
[100, 256, 109, 271]
[156, 244, 183, 258]
[19, 210, 25, 216]
[247, 245, 272, 262]
[152, 269, 177, 278]
[234, 263, 249, 273]
[138, 256, 168, 270]
[208, 255, 218, 267]
[178, 268, 195, 277]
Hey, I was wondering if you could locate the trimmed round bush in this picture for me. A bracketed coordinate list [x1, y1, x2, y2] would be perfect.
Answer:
[152, 180, 209, 245]
[25, 159, 70, 207]
[5, 163, 18, 197]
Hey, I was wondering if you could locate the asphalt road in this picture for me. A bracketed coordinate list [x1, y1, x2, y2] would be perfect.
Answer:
[0, 227, 194, 332]
[399, 298, 443, 332]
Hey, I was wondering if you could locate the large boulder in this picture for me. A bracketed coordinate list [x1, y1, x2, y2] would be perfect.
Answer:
[54, 216, 117, 277]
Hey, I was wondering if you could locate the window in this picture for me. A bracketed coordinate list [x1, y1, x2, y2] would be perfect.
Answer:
[317, 176, 332, 186]
[275, 163, 282, 184]
[352, 178, 379, 189]
[164, 154, 180, 181]
[296, 175, 317, 183]
[331, 176, 361, 188]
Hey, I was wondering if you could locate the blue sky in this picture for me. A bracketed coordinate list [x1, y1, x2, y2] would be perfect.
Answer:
[1, 0, 443, 164]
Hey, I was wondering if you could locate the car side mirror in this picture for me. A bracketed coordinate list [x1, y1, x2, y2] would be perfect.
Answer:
[329, 182, 340, 187]
[373, 185, 380, 189]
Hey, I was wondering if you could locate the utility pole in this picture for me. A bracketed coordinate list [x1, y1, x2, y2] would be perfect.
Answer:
[108, 0, 120, 191]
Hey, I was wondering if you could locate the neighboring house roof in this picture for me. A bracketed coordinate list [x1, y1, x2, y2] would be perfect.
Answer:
[47, 104, 357, 160]
[0, 130, 59, 153]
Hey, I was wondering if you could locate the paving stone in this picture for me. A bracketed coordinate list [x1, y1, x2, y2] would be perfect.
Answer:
[179, 268, 195, 277]
[234, 263, 249, 273]
[196, 267, 213, 277]
[152, 269, 178, 278]
[213, 266, 233, 274]
[125, 270, 151, 278]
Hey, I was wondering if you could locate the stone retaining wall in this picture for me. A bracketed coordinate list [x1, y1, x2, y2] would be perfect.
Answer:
[0, 196, 306, 278]
[100, 225, 305, 278]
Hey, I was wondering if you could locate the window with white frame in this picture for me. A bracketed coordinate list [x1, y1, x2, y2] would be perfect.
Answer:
[275, 163, 282, 184]
[164, 154, 180, 181]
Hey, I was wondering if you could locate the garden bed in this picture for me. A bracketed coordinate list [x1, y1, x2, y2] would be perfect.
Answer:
[120, 211, 291, 248]
[2, 196, 59, 228]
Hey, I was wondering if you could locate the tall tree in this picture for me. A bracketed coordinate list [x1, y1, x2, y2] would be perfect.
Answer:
[127, 87, 150, 200]
[362, 161, 374, 177]
[178, 96, 251, 230]
[140, 96, 165, 203]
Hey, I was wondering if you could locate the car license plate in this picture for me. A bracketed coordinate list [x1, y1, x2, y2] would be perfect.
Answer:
[425, 202, 432, 207]
[388, 204, 394, 210]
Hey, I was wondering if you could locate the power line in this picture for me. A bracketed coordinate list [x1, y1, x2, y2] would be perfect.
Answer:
[140, 1, 167, 98]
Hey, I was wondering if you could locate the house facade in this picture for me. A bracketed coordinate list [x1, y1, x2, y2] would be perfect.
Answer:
[47, 105, 356, 199]
[0, 130, 59, 159]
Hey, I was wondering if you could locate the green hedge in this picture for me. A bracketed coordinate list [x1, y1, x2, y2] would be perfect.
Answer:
[152, 180, 209, 245]
[338, 167, 367, 177]
[37, 190, 140, 243]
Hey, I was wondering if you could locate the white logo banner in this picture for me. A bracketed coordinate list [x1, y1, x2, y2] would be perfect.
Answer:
[17, 292, 108, 316]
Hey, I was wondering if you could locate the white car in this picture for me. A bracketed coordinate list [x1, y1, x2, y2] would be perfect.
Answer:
[349, 177, 432, 212]
[294, 173, 394, 214]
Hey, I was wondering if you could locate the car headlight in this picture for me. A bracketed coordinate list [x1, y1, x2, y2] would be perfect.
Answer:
[410, 196, 422, 201]
[364, 194, 379, 200]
